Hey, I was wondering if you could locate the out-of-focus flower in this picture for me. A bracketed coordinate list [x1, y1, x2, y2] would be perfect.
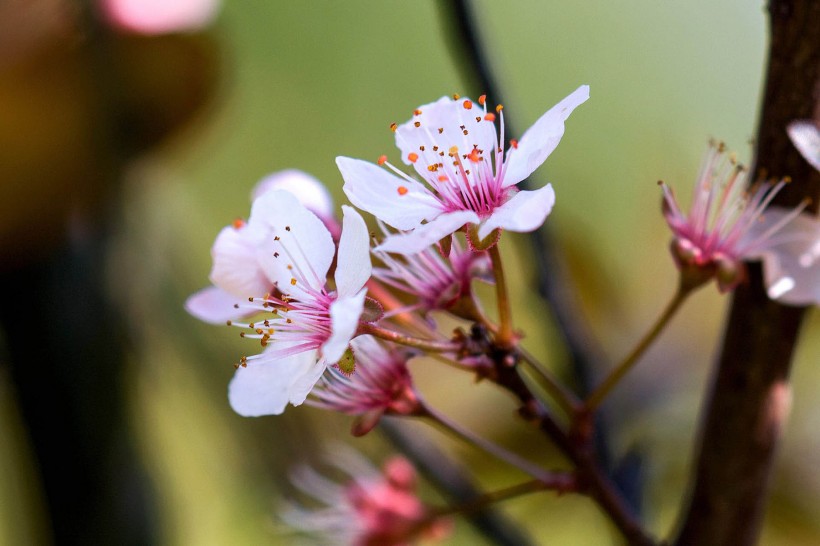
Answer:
[100, 0, 221, 35]
[310, 335, 420, 436]
[660, 141, 806, 292]
[282, 451, 450, 546]
[787, 120, 820, 171]
[186, 170, 335, 324]
[337, 86, 589, 253]
[373, 232, 492, 315]
[749, 208, 820, 305]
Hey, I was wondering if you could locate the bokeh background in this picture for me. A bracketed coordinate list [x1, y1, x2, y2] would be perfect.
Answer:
[1, 1, 818, 544]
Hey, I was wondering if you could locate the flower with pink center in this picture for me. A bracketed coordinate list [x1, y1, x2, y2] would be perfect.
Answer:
[186, 170, 336, 325]
[208, 190, 370, 417]
[310, 335, 420, 436]
[337, 86, 589, 253]
[373, 232, 492, 315]
[282, 450, 450, 546]
[660, 141, 807, 292]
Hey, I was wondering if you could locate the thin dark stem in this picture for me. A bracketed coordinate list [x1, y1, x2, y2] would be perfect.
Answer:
[585, 285, 692, 411]
[487, 243, 515, 348]
[434, 479, 567, 519]
[360, 322, 460, 353]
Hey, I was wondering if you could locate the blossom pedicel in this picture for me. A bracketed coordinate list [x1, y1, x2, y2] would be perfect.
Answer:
[337, 86, 589, 253]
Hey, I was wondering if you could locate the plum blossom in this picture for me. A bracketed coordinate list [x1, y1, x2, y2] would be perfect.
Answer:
[373, 232, 492, 316]
[310, 335, 420, 436]
[185, 170, 335, 325]
[337, 86, 589, 253]
[661, 141, 807, 292]
[282, 450, 450, 546]
[191, 189, 370, 417]
[100, 0, 221, 35]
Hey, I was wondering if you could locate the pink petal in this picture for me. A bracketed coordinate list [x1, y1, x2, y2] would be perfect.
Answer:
[502, 85, 589, 188]
[100, 0, 220, 35]
[185, 285, 247, 324]
[376, 210, 480, 255]
[335, 206, 372, 298]
[477, 184, 556, 240]
[228, 349, 324, 417]
[322, 290, 368, 364]
[250, 190, 335, 295]
[209, 224, 272, 299]
[252, 169, 335, 220]
[337, 157, 443, 230]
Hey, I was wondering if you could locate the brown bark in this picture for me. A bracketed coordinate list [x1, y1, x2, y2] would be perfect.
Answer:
[673, 1, 820, 545]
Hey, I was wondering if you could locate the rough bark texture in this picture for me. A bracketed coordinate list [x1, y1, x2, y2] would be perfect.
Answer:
[673, 1, 820, 545]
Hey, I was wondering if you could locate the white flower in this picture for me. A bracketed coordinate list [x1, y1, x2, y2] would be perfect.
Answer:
[337, 86, 589, 253]
[185, 170, 334, 324]
[225, 193, 370, 416]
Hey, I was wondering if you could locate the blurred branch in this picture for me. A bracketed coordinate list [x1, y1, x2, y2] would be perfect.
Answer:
[437, 0, 643, 514]
[673, 1, 820, 544]
[380, 419, 537, 546]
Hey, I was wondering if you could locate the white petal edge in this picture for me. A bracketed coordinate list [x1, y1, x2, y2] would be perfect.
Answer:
[322, 289, 368, 364]
[250, 190, 335, 294]
[337, 156, 443, 230]
[209, 224, 272, 298]
[477, 184, 556, 240]
[252, 169, 335, 220]
[185, 285, 247, 324]
[375, 210, 480, 255]
[502, 85, 590, 188]
[228, 349, 323, 417]
[335, 206, 372, 298]
[787, 120, 820, 172]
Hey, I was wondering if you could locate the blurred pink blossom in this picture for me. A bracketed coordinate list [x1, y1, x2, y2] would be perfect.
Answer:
[100, 0, 220, 35]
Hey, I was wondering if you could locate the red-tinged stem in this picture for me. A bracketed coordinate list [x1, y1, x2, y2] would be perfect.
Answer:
[359, 322, 460, 353]
[487, 243, 515, 348]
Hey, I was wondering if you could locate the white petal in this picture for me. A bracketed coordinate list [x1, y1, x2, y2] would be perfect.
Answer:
[337, 156, 443, 230]
[335, 206, 372, 298]
[395, 96, 497, 179]
[228, 349, 324, 417]
[502, 85, 589, 188]
[251, 169, 335, 220]
[185, 285, 247, 324]
[209, 224, 272, 298]
[375, 210, 480, 255]
[787, 120, 820, 172]
[250, 190, 335, 296]
[322, 289, 367, 364]
[478, 184, 556, 240]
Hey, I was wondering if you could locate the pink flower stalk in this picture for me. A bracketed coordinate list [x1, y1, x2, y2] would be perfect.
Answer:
[660, 141, 806, 292]
[337, 86, 589, 253]
[190, 189, 371, 417]
[186, 170, 336, 325]
[283, 451, 450, 546]
[373, 231, 492, 315]
[310, 335, 420, 436]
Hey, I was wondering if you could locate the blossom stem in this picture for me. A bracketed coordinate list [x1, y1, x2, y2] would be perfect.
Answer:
[365, 279, 432, 335]
[420, 400, 556, 483]
[487, 243, 515, 348]
[517, 347, 581, 415]
[359, 322, 460, 353]
[433, 477, 572, 519]
[584, 284, 693, 411]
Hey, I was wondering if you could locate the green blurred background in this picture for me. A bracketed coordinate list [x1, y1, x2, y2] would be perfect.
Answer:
[1, 1, 818, 544]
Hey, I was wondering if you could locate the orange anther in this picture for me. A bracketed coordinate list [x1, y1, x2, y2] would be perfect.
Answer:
[449, 146, 459, 154]
[438, 174, 448, 182]
[478, 94, 486, 105]
[495, 104, 504, 112]
[467, 149, 481, 163]
[414, 109, 422, 116]
[463, 99, 473, 110]
[390, 122, 398, 132]
[452, 93, 460, 100]
[484, 113, 496, 122]
[510, 139, 518, 149]
[414, 121, 421, 128]
[232, 218, 246, 229]
[408, 152, 419, 163]
[397, 186, 409, 195]
[377, 154, 388, 165]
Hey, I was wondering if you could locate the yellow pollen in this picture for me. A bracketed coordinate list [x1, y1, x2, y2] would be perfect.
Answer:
[390, 122, 397, 132]
[290, 278, 297, 285]
[452, 93, 460, 99]
[449, 145, 459, 154]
